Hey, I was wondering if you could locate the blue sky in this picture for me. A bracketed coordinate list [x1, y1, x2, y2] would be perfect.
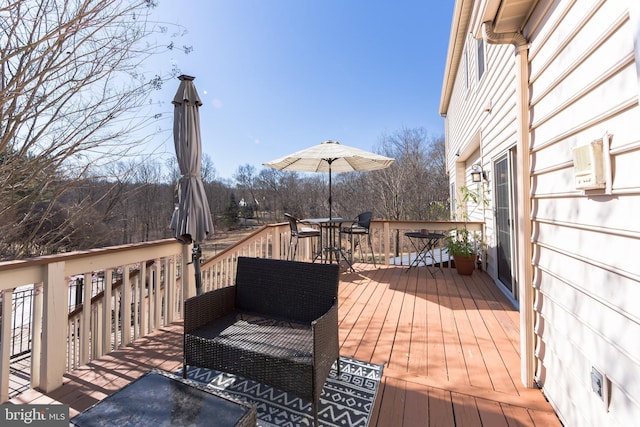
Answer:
[145, 1, 454, 179]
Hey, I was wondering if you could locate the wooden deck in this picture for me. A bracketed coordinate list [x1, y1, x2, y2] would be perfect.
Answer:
[10, 264, 560, 426]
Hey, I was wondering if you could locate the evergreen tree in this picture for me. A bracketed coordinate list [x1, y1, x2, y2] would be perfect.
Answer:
[222, 195, 240, 228]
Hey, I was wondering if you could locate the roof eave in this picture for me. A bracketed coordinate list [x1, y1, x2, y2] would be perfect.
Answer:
[439, 0, 537, 116]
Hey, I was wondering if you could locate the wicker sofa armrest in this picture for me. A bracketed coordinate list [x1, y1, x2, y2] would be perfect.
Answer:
[311, 300, 340, 400]
[312, 300, 339, 355]
[184, 286, 236, 333]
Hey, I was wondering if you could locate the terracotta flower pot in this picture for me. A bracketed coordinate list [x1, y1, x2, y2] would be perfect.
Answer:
[453, 254, 475, 275]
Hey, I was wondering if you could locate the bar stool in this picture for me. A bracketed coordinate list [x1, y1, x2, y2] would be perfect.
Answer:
[340, 211, 376, 267]
[284, 213, 321, 261]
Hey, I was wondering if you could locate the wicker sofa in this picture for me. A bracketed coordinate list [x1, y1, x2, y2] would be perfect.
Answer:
[183, 256, 340, 426]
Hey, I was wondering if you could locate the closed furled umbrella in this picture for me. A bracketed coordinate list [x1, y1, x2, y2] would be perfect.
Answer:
[170, 75, 214, 295]
[263, 140, 395, 219]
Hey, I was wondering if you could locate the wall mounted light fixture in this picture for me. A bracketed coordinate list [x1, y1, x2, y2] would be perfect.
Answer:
[471, 163, 487, 182]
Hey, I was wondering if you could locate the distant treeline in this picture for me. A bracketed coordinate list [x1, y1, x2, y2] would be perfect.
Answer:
[0, 128, 448, 260]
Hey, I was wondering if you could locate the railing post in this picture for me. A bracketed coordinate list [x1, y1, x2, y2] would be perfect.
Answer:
[383, 222, 391, 266]
[40, 261, 68, 393]
[182, 244, 194, 300]
[273, 227, 282, 260]
[1, 288, 13, 402]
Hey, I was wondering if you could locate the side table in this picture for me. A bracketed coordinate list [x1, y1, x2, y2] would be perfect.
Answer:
[404, 231, 445, 277]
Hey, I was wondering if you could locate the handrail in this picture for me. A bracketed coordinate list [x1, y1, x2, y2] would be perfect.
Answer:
[0, 239, 180, 274]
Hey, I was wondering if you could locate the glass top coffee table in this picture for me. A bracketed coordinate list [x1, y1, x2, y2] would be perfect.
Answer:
[71, 369, 255, 427]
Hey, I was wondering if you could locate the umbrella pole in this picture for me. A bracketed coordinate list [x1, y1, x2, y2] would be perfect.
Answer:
[328, 161, 332, 221]
[192, 243, 203, 295]
[328, 160, 334, 263]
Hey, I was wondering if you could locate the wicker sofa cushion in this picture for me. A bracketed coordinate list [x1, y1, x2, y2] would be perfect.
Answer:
[190, 310, 313, 363]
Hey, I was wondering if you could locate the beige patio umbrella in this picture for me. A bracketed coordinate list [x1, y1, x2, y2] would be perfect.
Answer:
[169, 75, 214, 295]
[263, 140, 395, 219]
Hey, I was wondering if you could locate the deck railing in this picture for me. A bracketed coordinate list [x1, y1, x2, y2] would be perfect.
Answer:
[197, 220, 484, 293]
[0, 219, 483, 403]
[0, 239, 188, 402]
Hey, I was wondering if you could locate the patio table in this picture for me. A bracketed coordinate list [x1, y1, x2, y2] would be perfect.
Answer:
[304, 217, 353, 270]
[71, 369, 255, 427]
[405, 231, 445, 277]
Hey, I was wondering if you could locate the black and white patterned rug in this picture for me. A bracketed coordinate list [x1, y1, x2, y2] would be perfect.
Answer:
[177, 357, 383, 427]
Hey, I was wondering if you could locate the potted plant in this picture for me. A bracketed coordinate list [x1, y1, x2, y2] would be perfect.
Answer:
[444, 228, 478, 275]
[445, 185, 488, 275]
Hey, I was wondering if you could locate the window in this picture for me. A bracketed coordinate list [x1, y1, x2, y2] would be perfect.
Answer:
[463, 49, 469, 90]
[477, 38, 485, 80]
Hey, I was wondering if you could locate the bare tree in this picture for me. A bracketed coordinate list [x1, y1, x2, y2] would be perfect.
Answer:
[422, 136, 449, 219]
[372, 127, 448, 221]
[255, 168, 285, 222]
[234, 164, 259, 222]
[201, 153, 217, 184]
[366, 127, 449, 256]
[0, 0, 188, 259]
[203, 179, 233, 230]
[333, 171, 376, 218]
[129, 160, 172, 241]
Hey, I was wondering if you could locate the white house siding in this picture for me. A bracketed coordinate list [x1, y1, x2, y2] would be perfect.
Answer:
[527, 0, 640, 426]
[442, 0, 640, 425]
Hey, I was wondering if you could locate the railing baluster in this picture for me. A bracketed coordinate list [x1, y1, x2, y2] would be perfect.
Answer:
[154, 259, 162, 330]
[160, 258, 168, 324]
[121, 264, 132, 347]
[114, 287, 121, 349]
[80, 273, 91, 365]
[93, 301, 101, 359]
[66, 320, 72, 372]
[132, 270, 139, 340]
[139, 262, 147, 337]
[1, 288, 14, 403]
[31, 284, 42, 388]
[102, 269, 113, 355]
[166, 257, 177, 322]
